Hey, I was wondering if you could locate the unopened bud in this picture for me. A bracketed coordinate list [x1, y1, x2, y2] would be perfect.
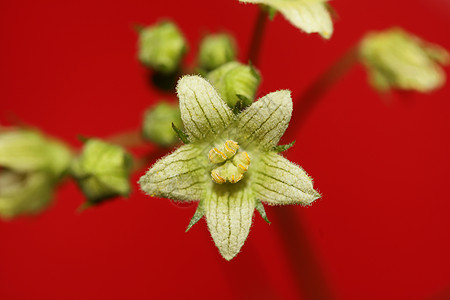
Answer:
[359, 27, 449, 92]
[198, 33, 236, 71]
[207, 61, 261, 108]
[142, 102, 182, 147]
[0, 128, 72, 219]
[138, 21, 188, 74]
[71, 139, 132, 205]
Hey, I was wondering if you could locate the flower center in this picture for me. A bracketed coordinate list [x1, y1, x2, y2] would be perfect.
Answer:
[208, 140, 250, 184]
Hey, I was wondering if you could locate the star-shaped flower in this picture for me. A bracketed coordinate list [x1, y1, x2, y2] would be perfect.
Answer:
[239, 0, 334, 39]
[139, 75, 320, 260]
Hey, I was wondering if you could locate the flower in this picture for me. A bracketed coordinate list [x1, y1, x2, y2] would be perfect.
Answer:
[239, 0, 334, 39]
[359, 27, 450, 92]
[139, 75, 320, 260]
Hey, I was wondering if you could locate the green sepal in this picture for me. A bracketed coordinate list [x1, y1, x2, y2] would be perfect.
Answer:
[77, 135, 89, 143]
[172, 122, 190, 144]
[273, 141, 295, 153]
[233, 95, 249, 114]
[186, 202, 205, 232]
[248, 61, 261, 82]
[255, 200, 271, 224]
[133, 23, 144, 33]
[260, 4, 277, 21]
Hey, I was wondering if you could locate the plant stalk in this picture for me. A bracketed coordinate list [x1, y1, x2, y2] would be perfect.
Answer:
[289, 46, 359, 131]
[247, 7, 268, 66]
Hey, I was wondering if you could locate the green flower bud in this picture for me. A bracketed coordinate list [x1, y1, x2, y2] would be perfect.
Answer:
[0, 128, 72, 219]
[142, 101, 182, 147]
[0, 129, 72, 178]
[359, 27, 449, 92]
[71, 139, 132, 205]
[206, 62, 261, 109]
[198, 33, 237, 71]
[138, 21, 188, 74]
[0, 171, 54, 219]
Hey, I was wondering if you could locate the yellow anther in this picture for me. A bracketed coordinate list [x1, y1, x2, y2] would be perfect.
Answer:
[241, 152, 250, 165]
[209, 141, 249, 184]
[209, 147, 227, 163]
[238, 163, 248, 172]
[224, 140, 239, 157]
[229, 173, 243, 184]
[211, 169, 225, 184]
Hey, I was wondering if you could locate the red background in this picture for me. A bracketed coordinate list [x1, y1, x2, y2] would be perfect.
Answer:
[1, 0, 450, 299]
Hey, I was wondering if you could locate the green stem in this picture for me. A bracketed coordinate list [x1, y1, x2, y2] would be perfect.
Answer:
[247, 7, 268, 66]
[106, 130, 146, 148]
[289, 46, 359, 131]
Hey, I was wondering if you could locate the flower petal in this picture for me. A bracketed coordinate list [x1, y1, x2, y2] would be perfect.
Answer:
[253, 152, 320, 205]
[236, 90, 292, 151]
[176, 75, 234, 142]
[239, 0, 333, 39]
[204, 184, 255, 260]
[139, 144, 209, 201]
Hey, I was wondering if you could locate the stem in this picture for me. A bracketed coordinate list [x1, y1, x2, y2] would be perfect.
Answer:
[273, 207, 335, 299]
[289, 46, 358, 131]
[106, 130, 147, 148]
[247, 7, 268, 66]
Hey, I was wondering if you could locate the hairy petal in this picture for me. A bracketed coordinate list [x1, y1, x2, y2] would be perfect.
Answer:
[139, 144, 208, 201]
[253, 152, 320, 205]
[204, 184, 255, 260]
[239, 0, 333, 39]
[236, 90, 292, 151]
[177, 75, 234, 142]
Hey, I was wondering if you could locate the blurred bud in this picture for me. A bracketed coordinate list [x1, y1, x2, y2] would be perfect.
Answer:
[138, 21, 188, 74]
[198, 33, 237, 71]
[0, 129, 72, 178]
[0, 128, 72, 219]
[71, 139, 132, 205]
[359, 27, 449, 92]
[206, 61, 261, 108]
[0, 171, 54, 219]
[142, 101, 182, 147]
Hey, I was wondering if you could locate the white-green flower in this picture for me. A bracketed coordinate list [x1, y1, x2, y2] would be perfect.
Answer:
[139, 75, 320, 260]
[359, 27, 450, 92]
[239, 0, 333, 39]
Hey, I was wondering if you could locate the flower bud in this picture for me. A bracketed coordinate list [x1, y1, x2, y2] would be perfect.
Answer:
[359, 27, 449, 92]
[142, 101, 182, 147]
[0, 171, 54, 219]
[0, 128, 72, 219]
[71, 139, 132, 205]
[206, 61, 261, 108]
[0, 129, 72, 178]
[138, 21, 188, 74]
[198, 33, 236, 71]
